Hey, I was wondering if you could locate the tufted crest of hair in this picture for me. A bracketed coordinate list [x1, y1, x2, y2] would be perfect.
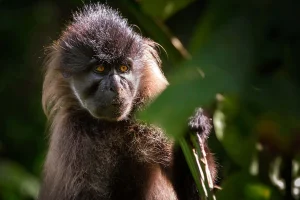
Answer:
[42, 4, 168, 119]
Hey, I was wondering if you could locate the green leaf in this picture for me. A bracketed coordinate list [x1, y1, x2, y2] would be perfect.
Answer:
[244, 184, 272, 200]
[179, 139, 206, 198]
[217, 171, 276, 200]
[188, 1, 236, 53]
[139, 11, 258, 138]
[120, 0, 185, 64]
[191, 16, 256, 85]
[214, 97, 256, 167]
[0, 161, 40, 199]
[139, 0, 195, 20]
[139, 65, 238, 139]
[248, 75, 300, 119]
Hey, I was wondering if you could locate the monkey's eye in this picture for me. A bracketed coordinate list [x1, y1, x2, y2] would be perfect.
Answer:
[119, 65, 129, 72]
[94, 65, 105, 73]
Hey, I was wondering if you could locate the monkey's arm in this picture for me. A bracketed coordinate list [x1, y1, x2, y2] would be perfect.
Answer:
[170, 108, 216, 200]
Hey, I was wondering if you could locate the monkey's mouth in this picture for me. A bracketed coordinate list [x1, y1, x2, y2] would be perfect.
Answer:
[89, 101, 130, 120]
[84, 96, 132, 120]
[111, 101, 122, 106]
[111, 98, 126, 107]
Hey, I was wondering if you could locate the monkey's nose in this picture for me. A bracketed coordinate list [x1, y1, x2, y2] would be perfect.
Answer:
[109, 75, 122, 94]
[110, 85, 123, 95]
[109, 86, 116, 93]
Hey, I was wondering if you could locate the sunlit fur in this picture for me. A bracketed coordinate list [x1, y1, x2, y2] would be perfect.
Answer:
[39, 4, 215, 200]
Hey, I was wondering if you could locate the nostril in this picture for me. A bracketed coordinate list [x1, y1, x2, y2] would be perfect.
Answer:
[110, 87, 116, 92]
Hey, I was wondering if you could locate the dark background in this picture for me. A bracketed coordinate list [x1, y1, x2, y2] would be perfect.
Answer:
[1, 0, 300, 199]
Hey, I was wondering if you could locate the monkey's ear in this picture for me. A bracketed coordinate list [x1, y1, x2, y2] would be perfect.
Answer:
[139, 39, 169, 103]
[43, 43, 75, 118]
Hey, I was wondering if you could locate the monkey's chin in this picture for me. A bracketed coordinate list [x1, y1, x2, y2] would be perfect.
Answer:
[88, 103, 132, 121]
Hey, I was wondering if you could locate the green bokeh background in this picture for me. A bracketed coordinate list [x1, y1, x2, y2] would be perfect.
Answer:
[1, 0, 300, 199]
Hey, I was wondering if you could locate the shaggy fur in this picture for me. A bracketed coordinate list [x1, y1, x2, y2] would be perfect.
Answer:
[39, 4, 215, 200]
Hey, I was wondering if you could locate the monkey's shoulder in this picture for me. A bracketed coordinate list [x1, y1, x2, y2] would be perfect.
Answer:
[101, 121, 174, 166]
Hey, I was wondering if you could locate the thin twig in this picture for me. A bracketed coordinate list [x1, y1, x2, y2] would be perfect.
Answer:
[191, 133, 216, 200]
[179, 138, 207, 199]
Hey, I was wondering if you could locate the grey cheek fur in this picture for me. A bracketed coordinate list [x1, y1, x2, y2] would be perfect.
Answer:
[70, 72, 98, 108]
[71, 79, 86, 108]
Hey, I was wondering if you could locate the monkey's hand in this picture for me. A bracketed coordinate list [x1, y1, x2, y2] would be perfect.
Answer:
[187, 108, 217, 187]
[188, 108, 212, 139]
[171, 108, 216, 200]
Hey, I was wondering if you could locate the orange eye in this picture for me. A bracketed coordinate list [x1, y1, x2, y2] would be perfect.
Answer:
[95, 65, 105, 72]
[120, 65, 128, 72]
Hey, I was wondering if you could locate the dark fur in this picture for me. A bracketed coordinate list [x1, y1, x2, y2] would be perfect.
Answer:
[39, 4, 215, 200]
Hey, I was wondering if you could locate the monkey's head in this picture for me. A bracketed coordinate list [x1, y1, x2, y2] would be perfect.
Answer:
[43, 4, 168, 121]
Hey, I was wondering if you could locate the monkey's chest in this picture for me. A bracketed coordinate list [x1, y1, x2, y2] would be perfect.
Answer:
[83, 133, 177, 200]
[107, 156, 177, 200]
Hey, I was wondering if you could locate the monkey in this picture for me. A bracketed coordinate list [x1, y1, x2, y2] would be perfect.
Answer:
[39, 4, 216, 200]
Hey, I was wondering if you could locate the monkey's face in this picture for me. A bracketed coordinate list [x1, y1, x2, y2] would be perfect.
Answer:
[58, 22, 144, 121]
[54, 6, 165, 121]
[68, 57, 141, 121]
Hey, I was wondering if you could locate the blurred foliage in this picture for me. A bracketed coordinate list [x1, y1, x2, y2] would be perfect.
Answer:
[0, 0, 300, 199]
